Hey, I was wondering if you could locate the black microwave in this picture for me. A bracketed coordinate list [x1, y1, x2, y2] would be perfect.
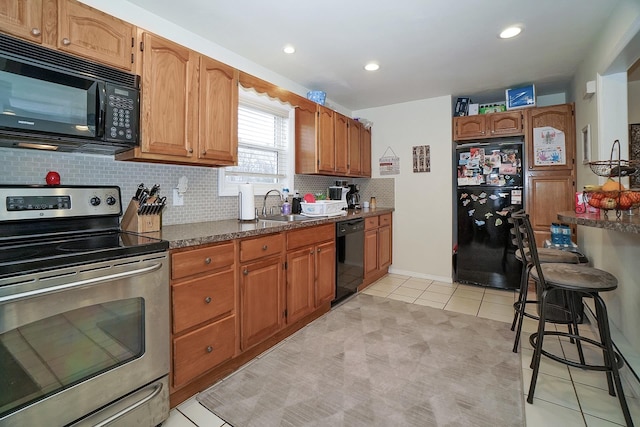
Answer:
[0, 33, 139, 154]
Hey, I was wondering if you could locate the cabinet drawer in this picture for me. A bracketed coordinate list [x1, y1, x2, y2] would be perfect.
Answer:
[172, 269, 235, 333]
[172, 316, 236, 388]
[379, 213, 392, 227]
[287, 224, 334, 250]
[364, 216, 379, 230]
[240, 234, 284, 262]
[171, 242, 235, 280]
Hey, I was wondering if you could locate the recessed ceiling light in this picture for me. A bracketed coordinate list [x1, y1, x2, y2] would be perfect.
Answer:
[283, 45, 295, 54]
[364, 63, 380, 71]
[500, 26, 522, 39]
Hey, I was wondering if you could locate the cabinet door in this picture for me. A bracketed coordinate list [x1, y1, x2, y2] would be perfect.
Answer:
[317, 105, 335, 173]
[198, 55, 238, 165]
[0, 0, 48, 44]
[453, 115, 487, 141]
[240, 256, 284, 350]
[294, 101, 319, 174]
[526, 104, 575, 172]
[526, 172, 575, 246]
[348, 119, 362, 176]
[57, 0, 135, 71]
[378, 225, 392, 270]
[286, 247, 315, 324]
[361, 127, 372, 177]
[315, 240, 336, 306]
[140, 32, 198, 159]
[364, 229, 378, 277]
[488, 112, 523, 137]
[334, 113, 349, 174]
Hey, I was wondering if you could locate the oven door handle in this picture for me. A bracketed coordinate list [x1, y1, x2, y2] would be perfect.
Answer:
[92, 381, 164, 427]
[0, 262, 163, 303]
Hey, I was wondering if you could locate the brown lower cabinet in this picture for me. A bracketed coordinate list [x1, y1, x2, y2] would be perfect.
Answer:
[361, 213, 392, 289]
[169, 224, 336, 407]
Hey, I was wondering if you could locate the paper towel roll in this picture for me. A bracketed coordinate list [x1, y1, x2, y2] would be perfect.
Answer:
[238, 183, 256, 221]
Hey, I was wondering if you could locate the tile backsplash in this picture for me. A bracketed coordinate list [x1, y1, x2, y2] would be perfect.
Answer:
[1, 148, 394, 225]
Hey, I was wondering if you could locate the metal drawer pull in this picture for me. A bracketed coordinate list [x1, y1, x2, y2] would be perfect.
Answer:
[204, 296, 212, 303]
[262, 245, 268, 250]
[317, 248, 321, 253]
[91, 382, 163, 427]
[62, 37, 71, 45]
[204, 257, 212, 264]
[31, 28, 41, 36]
[243, 269, 249, 275]
[206, 346, 213, 353]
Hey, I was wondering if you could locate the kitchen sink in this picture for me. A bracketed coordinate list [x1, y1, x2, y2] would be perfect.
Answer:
[258, 214, 317, 223]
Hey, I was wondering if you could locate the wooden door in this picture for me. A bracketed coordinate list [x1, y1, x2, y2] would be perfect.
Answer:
[364, 229, 378, 277]
[526, 104, 575, 172]
[239, 256, 283, 350]
[526, 172, 575, 246]
[361, 127, 372, 177]
[198, 56, 238, 165]
[378, 225, 392, 270]
[488, 111, 523, 137]
[334, 113, 349, 174]
[57, 0, 135, 71]
[348, 119, 362, 176]
[140, 32, 198, 159]
[453, 115, 487, 141]
[315, 240, 336, 306]
[286, 247, 315, 324]
[317, 105, 335, 173]
[0, 0, 47, 44]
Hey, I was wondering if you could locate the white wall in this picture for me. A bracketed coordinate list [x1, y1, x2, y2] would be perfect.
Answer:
[572, 0, 640, 375]
[354, 96, 453, 282]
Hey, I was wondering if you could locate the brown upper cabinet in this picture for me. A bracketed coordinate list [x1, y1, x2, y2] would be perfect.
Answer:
[348, 119, 362, 176]
[525, 104, 575, 172]
[453, 110, 524, 141]
[0, 0, 135, 71]
[295, 102, 371, 177]
[116, 32, 238, 166]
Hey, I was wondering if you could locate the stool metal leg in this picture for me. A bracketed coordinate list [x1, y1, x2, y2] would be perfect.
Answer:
[512, 264, 531, 352]
[593, 294, 634, 427]
[527, 287, 550, 403]
[566, 290, 586, 365]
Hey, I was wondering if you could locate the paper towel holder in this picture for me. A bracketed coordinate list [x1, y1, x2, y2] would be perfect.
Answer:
[238, 183, 257, 222]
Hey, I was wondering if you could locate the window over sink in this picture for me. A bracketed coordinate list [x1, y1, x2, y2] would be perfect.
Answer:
[218, 87, 294, 196]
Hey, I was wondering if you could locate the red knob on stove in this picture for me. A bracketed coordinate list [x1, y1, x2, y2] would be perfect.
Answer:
[45, 171, 61, 186]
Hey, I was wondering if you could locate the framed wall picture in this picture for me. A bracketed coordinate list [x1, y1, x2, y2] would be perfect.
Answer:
[582, 124, 591, 165]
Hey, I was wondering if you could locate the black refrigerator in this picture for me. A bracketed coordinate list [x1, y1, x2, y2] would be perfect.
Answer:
[455, 142, 524, 290]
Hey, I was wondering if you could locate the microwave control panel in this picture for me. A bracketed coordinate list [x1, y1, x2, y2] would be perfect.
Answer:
[104, 84, 139, 143]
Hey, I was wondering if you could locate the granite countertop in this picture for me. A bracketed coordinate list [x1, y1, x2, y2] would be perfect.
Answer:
[558, 210, 640, 234]
[155, 208, 394, 249]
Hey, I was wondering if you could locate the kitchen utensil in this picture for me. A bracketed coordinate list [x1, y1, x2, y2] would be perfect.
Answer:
[133, 183, 145, 200]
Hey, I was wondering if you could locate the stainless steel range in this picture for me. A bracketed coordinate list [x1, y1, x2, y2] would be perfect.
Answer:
[0, 185, 170, 427]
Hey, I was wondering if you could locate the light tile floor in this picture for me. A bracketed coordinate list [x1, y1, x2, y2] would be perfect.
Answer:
[164, 273, 639, 427]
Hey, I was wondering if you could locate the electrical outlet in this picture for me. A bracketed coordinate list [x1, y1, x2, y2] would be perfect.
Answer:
[173, 188, 184, 206]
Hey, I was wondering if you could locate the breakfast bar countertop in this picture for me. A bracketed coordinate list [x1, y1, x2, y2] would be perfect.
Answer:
[155, 207, 394, 249]
[558, 210, 640, 234]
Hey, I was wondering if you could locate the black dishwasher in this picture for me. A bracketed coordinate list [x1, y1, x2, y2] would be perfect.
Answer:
[334, 218, 365, 306]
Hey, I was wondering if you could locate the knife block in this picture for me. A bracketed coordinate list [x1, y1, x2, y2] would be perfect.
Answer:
[121, 200, 161, 233]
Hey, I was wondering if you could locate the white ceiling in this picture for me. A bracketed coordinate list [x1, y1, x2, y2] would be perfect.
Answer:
[123, 0, 621, 111]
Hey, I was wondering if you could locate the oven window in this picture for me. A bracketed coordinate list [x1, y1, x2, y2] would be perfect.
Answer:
[0, 298, 144, 417]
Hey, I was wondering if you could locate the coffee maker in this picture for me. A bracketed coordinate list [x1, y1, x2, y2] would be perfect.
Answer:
[328, 180, 349, 210]
[346, 184, 361, 209]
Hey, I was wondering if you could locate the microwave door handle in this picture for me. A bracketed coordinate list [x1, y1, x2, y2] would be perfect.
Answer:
[96, 82, 106, 138]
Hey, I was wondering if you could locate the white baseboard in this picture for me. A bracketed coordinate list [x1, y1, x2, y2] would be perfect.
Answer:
[387, 267, 452, 284]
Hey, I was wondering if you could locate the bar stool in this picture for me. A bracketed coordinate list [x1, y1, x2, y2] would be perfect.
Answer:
[508, 212, 588, 353]
[513, 212, 634, 427]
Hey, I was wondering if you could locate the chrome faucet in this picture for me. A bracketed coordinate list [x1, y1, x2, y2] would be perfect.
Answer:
[262, 189, 283, 216]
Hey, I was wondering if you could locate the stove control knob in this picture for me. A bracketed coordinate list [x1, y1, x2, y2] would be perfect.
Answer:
[90, 196, 101, 206]
[106, 196, 117, 206]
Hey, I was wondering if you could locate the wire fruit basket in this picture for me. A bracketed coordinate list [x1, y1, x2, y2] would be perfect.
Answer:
[585, 140, 640, 217]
